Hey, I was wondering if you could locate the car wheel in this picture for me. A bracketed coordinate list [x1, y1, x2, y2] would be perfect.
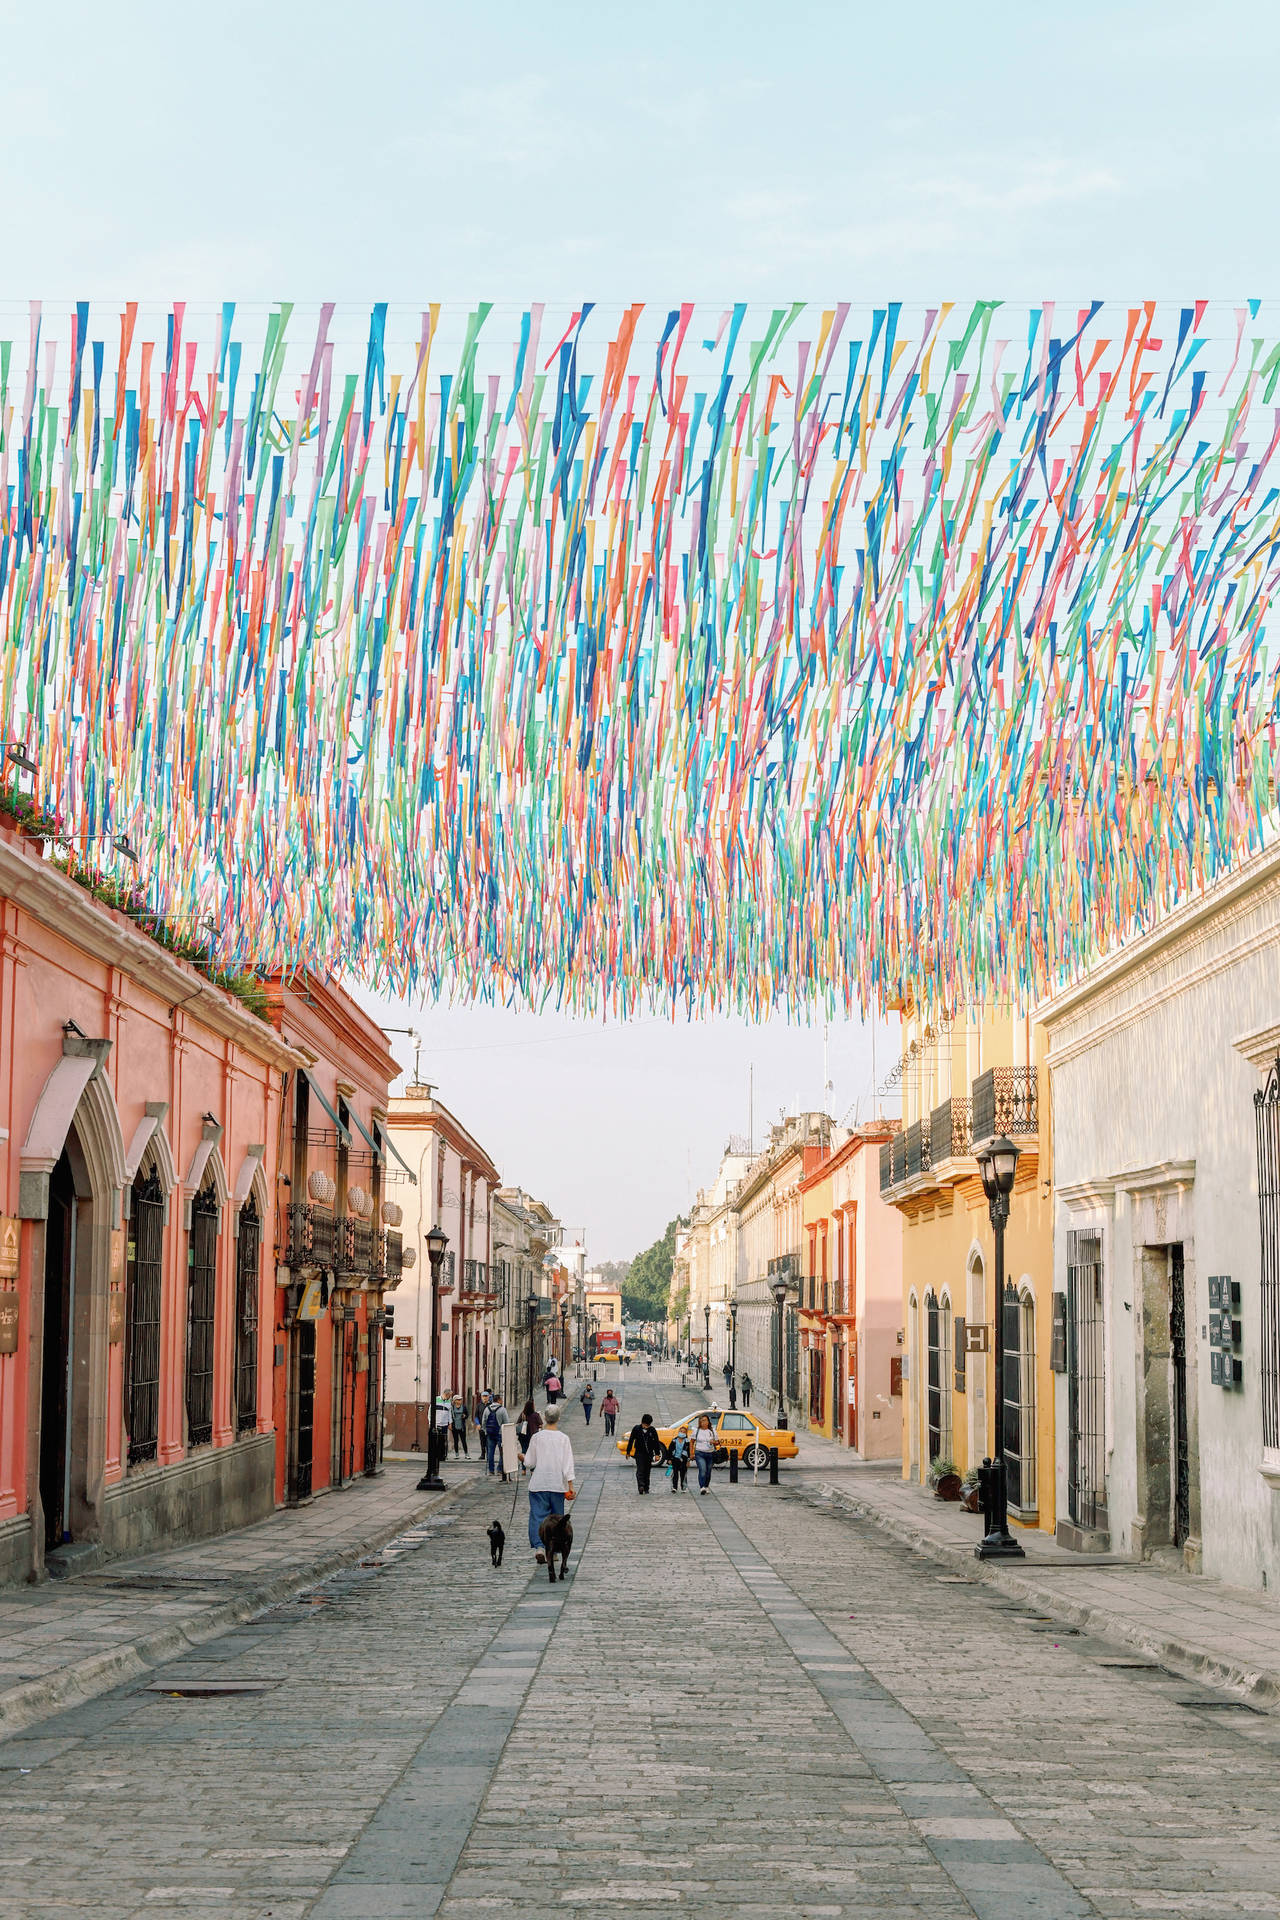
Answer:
[742, 1444, 768, 1470]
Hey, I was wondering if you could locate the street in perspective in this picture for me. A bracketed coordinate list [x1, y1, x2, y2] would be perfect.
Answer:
[3, 2, 1280, 1915]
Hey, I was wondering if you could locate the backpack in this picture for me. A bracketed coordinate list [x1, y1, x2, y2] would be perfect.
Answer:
[485, 1408, 502, 1439]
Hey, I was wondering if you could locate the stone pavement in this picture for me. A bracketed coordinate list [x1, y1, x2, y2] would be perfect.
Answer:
[781, 1420, 1280, 1706]
[0, 1366, 1276, 1917]
[0, 1457, 475, 1740]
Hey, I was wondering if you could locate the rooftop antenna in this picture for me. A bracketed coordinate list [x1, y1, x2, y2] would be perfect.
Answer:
[383, 1026, 423, 1084]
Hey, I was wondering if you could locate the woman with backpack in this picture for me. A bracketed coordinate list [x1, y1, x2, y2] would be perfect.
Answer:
[483, 1398, 510, 1478]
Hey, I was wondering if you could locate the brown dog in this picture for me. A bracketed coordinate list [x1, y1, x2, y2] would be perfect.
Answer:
[537, 1510, 573, 1582]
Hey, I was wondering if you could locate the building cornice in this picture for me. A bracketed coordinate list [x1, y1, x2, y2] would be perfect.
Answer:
[0, 835, 301, 1072]
[388, 1097, 501, 1188]
[1234, 1020, 1280, 1073]
[1040, 840, 1280, 1061]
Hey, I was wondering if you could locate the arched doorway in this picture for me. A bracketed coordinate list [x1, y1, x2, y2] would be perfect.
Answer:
[39, 1148, 79, 1550]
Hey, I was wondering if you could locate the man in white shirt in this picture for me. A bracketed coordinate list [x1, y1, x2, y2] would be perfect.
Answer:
[520, 1404, 576, 1561]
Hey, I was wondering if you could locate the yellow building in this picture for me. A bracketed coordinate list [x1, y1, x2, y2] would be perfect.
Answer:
[882, 1005, 1055, 1538]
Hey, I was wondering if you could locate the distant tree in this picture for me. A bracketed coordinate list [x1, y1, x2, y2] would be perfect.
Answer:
[620, 1216, 683, 1324]
[593, 1259, 630, 1292]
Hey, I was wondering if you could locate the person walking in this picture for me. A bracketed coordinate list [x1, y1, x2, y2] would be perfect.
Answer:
[740, 1372, 753, 1409]
[483, 1397, 509, 1477]
[667, 1427, 690, 1492]
[516, 1398, 542, 1450]
[520, 1403, 575, 1562]
[625, 1413, 663, 1494]
[545, 1369, 562, 1408]
[433, 1396, 452, 1461]
[693, 1412, 717, 1494]
[450, 1394, 469, 1456]
[581, 1382, 595, 1425]
[600, 1389, 620, 1437]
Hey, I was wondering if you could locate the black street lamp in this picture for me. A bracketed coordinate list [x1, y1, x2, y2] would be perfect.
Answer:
[728, 1297, 739, 1407]
[974, 1134, 1025, 1561]
[416, 1224, 449, 1492]
[703, 1303, 711, 1388]
[559, 1296, 569, 1376]
[771, 1277, 790, 1429]
[525, 1286, 540, 1403]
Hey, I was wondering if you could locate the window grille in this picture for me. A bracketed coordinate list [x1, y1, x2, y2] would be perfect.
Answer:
[235, 1200, 261, 1435]
[1255, 1056, 1280, 1455]
[186, 1187, 219, 1447]
[926, 1291, 952, 1462]
[126, 1172, 164, 1466]
[785, 1307, 800, 1405]
[1003, 1283, 1037, 1510]
[1065, 1228, 1105, 1529]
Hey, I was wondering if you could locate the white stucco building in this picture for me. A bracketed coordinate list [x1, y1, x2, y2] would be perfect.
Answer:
[1042, 842, 1280, 1588]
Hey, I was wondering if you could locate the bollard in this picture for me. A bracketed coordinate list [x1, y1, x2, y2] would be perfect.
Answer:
[728, 1448, 739, 1484]
[768, 1446, 779, 1485]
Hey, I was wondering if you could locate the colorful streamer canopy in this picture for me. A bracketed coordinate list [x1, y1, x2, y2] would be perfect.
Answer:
[0, 297, 1277, 1017]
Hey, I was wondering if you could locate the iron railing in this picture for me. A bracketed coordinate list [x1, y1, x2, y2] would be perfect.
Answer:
[381, 1228, 403, 1286]
[1066, 1228, 1106, 1530]
[186, 1187, 218, 1448]
[463, 1259, 490, 1294]
[879, 1142, 893, 1194]
[767, 1252, 801, 1284]
[930, 1096, 972, 1164]
[971, 1066, 1038, 1145]
[286, 1201, 337, 1270]
[235, 1200, 261, 1435]
[904, 1119, 932, 1180]
[126, 1171, 164, 1466]
[891, 1131, 908, 1187]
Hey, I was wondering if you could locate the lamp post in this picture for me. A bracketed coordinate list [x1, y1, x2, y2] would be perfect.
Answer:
[974, 1134, 1025, 1561]
[771, 1277, 790, 1428]
[416, 1224, 449, 1491]
[703, 1303, 711, 1389]
[728, 1297, 739, 1407]
[559, 1297, 569, 1378]
[525, 1287, 540, 1404]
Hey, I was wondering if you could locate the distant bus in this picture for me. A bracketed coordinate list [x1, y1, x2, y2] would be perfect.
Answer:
[593, 1328, 623, 1362]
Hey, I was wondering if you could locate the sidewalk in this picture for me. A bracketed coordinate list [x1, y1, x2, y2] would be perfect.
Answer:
[0, 1461, 469, 1741]
[785, 1423, 1280, 1707]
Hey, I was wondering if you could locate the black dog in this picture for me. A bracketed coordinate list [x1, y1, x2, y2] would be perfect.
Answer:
[538, 1510, 573, 1582]
[487, 1521, 505, 1568]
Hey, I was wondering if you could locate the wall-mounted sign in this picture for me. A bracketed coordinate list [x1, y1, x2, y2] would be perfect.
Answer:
[110, 1228, 125, 1287]
[846, 1374, 856, 1407]
[0, 1295, 17, 1355]
[890, 1356, 904, 1396]
[107, 1292, 125, 1345]
[964, 1322, 990, 1354]
[0, 1216, 20, 1281]
[394, 1334, 413, 1350]
[297, 1275, 325, 1322]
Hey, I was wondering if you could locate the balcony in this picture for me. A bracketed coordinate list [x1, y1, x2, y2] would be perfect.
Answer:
[378, 1228, 403, 1287]
[891, 1131, 907, 1187]
[767, 1253, 801, 1287]
[930, 1096, 972, 1165]
[338, 1215, 374, 1278]
[971, 1067, 1038, 1146]
[286, 1201, 337, 1270]
[879, 1142, 893, 1194]
[903, 1119, 932, 1181]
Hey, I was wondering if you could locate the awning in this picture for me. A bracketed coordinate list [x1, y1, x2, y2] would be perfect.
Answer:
[302, 1069, 351, 1144]
[347, 1107, 383, 1163]
[383, 1133, 418, 1185]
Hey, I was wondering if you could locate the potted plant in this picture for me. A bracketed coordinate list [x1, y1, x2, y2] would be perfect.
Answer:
[960, 1466, 982, 1514]
[928, 1454, 963, 1501]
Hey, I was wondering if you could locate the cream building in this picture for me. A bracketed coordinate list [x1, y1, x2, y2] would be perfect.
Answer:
[1042, 841, 1280, 1586]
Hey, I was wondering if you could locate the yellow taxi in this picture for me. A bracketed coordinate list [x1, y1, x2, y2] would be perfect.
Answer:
[615, 1405, 799, 1469]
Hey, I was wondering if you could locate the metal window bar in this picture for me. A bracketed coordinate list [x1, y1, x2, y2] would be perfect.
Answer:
[879, 1142, 893, 1194]
[1002, 1281, 1035, 1509]
[125, 1172, 164, 1466]
[926, 1291, 944, 1462]
[1065, 1228, 1106, 1529]
[904, 1119, 932, 1179]
[785, 1307, 801, 1405]
[930, 1097, 972, 1164]
[1255, 1056, 1280, 1454]
[235, 1201, 261, 1435]
[186, 1188, 219, 1448]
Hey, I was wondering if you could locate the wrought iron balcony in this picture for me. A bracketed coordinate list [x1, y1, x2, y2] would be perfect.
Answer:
[462, 1259, 491, 1296]
[971, 1067, 1038, 1146]
[286, 1201, 337, 1270]
[930, 1096, 972, 1165]
[891, 1131, 908, 1187]
[903, 1119, 932, 1180]
[879, 1142, 893, 1194]
[336, 1214, 374, 1277]
[376, 1228, 403, 1287]
[767, 1252, 801, 1285]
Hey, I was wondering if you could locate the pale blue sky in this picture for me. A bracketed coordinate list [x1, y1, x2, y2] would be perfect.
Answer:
[5, 0, 1276, 1259]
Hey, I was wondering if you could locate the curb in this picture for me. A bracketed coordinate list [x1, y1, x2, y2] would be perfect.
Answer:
[0, 1476, 477, 1744]
[811, 1480, 1280, 1710]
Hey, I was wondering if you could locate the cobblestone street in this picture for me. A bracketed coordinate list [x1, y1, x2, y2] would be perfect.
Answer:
[0, 1374, 1278, 1919]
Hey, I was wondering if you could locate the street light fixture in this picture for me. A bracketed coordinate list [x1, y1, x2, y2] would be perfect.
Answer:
[703, 1303, 711, 1389]
[771, 1277, 791, 1429]
[728, 1296, 739, 1406]
[559, 1296, 570, 1376]
[525, 1286, 540, 1403]
[416, 1224, 449, 1492]
[974, 1134, 1025, 1560]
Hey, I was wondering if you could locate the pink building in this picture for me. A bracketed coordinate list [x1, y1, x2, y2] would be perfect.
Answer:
[0, 816, 297, 1583]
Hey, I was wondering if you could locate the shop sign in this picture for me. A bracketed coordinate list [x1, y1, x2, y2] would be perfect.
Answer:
[0, 1294, 17, 1355]
[0, 1216, 20, 1281]
[394, 1334, 413, 1350]
[964, 1322, 990, 1353]
[110, 1228, 125, 1287]
[107, 1292, 125, 1345]
[297, 1275, 325, 1322]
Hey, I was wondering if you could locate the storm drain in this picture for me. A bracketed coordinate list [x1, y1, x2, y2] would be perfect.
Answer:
[145, 1681, 276, 1698]
[1177, 1698, 1262, 1714]
[1096, 1660, 1161, 1671]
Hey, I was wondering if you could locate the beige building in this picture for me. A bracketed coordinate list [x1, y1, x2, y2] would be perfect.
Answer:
[733, 1115, 833, 1420]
